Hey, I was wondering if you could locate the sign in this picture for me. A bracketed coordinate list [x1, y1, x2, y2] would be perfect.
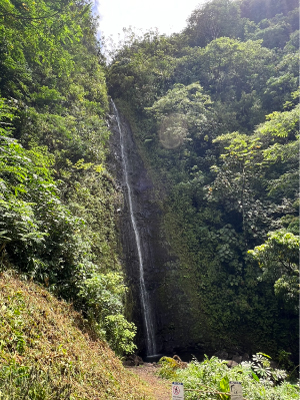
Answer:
[229, 381, 243, 400]
[172, 382, 184, 399]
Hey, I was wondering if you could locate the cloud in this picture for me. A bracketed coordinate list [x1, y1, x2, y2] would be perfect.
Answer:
[92, 0, 207, 40]
[91, 0, 208, 59]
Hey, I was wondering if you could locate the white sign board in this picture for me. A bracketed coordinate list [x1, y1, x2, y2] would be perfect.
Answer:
[172, 382, 184, 400]
[229, 381, 243, 400]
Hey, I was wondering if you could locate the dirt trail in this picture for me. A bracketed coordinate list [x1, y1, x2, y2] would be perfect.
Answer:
[127, 363, 171, 400]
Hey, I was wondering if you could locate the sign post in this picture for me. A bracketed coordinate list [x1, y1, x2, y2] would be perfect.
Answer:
[172, 382, 184, 400]
[229, 381, 243, 400]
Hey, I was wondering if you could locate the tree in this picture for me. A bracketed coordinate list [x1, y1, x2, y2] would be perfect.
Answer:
[108, 29, 177, 111]
[207, 100, 299, 243]
[172, 37, 276, 132]
[248, 230, 299, 312]
[207, 131, 270, 248]
[185, 0, 244, 47]
[240, 0, 298, 23]
[146, 82, 213, 142]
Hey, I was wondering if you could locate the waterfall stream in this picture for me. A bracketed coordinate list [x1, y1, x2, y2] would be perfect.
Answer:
[111, 101, 157, 356]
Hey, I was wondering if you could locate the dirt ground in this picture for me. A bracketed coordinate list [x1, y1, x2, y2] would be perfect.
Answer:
[127, 363, 172, 400]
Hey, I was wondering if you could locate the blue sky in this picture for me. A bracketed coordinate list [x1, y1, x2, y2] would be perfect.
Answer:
[92, 0, 208, 44]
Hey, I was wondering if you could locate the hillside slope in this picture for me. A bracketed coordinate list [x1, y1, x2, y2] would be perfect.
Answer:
[0, 272, 152, 399]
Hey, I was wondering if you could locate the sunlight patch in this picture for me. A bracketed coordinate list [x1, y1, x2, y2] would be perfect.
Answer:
[159, 113, 188, 149]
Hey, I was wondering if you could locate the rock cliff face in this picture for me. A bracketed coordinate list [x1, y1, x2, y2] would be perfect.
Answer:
[108, 106, 204, 357]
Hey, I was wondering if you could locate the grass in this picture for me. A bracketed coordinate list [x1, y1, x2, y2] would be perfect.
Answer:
[0, 271, 153, 399]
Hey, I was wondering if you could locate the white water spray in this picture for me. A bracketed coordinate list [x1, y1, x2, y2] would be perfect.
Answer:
[111, 100, 157, 356]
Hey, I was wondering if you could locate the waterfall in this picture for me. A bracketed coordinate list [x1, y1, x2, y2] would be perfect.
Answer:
[111, 100, 157, 356]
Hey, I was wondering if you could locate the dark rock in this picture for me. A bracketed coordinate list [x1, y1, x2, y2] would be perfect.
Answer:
[123, 355, 144, 366]
[227, 360, 239, 368]
[136, 356, 144, 365]
[232, 355, 243, 364]
[242, 353, 250, 362]
[123, 360, 133, 367]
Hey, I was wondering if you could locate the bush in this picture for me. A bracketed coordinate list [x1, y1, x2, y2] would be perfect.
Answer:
[158, 355, 299, 400]
[78, 273, 137, 355]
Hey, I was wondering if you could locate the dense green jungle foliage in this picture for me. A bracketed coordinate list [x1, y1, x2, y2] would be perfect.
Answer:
[0, 0, 137, 356]
[107, 0, 299, 359]
[0, 0, 298, 378]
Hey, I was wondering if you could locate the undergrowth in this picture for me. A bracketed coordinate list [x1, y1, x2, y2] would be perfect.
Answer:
[0, 272, 151, 399]
[158, 355, 299, 400]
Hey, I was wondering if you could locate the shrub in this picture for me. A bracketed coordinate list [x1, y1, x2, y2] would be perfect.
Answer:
[158, 355, 299, 400]
[78, 272, 137, 355]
